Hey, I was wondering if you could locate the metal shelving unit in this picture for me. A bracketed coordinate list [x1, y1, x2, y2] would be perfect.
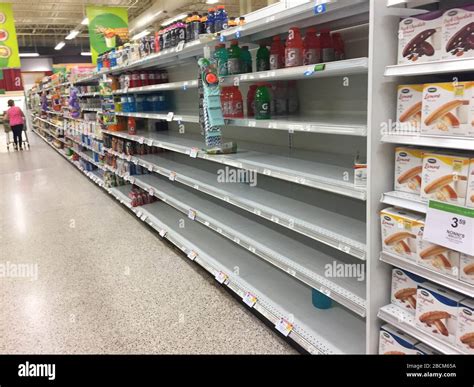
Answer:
[113, 80, 199, 95]
[381, 191, 427, 213]
[380, 251, 474, 297]
[378, 304, 466, 355]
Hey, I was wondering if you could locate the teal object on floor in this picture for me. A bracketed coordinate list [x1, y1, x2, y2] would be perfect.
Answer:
[312, 289, 332, 309]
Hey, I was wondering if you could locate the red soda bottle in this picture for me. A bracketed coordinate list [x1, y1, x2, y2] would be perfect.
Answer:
[128, 117, 136, 135]
[228, 86, 243, 118]
[285, 27, 303, 67]
[320, 28, 335, 62]
[247, 84, 258, 118]
[303, 27, 320, 65]
[270, 36, 285, 70]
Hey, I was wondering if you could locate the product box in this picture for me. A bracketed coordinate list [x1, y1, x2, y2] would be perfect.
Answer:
[415, 343, 441, 355]
[394, 147, 424, 194]
[415, 283, 464, 343]
[466, 159, 474, 208]
[398, 11, 443, 64]
[397, 85, 424, 133]
[421, 82, 474, 137]
[379, 324, 419, 355]
[391, 268, 426, 314]
[381, 207, 424, 260]
[420, 152, 470, 205]
[456, 298, 474, 353]
[442, 6, 474, 60]
[460, 254, 474, 285]
[416, 220, 460, 278]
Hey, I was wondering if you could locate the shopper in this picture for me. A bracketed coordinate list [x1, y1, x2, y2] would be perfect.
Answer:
[4, 99, 25, 150]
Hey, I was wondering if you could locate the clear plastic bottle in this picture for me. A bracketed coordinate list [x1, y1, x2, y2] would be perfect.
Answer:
[303, 27, 321, 65]
[285, 27, 303, 67]
[214, 44, 229, 76]
[240, 46, 252, 73]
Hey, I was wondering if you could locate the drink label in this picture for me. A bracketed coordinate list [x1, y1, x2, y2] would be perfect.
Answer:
[269, 54, 280, 70]
[303, 49, 320, 65]
[322, 48, 335, 63]
[227, 58, 240, 75]
[285, 48, 302, 67]
[255, 101, 270, 119]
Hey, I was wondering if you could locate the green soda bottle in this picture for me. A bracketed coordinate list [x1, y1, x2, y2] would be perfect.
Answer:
[255, 84, 271, 119]
[213, 44, 228, 76]
[256, 44, 270, 72]
[227, 40, 241, 75]
[240, 46, 252, 73]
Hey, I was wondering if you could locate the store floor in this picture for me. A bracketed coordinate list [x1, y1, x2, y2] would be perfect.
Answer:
[0, 131, 296, 354]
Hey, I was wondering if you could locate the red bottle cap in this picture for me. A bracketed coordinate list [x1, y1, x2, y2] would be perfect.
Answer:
[206, 73, 218, 84]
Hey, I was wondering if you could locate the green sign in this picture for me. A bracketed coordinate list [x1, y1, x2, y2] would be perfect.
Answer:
[86, 6, 129, 64]
[0, 3, 20, 69]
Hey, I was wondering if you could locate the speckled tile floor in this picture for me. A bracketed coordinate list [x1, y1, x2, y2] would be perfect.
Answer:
[0, 131, 296, 354]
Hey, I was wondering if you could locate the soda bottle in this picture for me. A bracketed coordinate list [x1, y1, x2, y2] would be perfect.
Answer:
[214, 44, 228, 76]
[303, 27, 320, 65]
[228, 17, 238, 28]
[200, 13, 208, 34]
[214, 5, 224, 32]
[192, 12, 201, 41]
[227, 40, 241, 75]
[287, 80, 299, 114]
[240, 46, 252, 73]
[221, 6, 229, 30]
[220, 87, 230, 116]
[285, 27, 303, 67]
[320, 28, 335, 62]
[256, 43, 270, 72]
[128, 117, 136, 135]
[333, 33, 345, 61]
[255, 84, 271, 119]
[176, 22, 186, 46]
[185, 14, 193, 42]
[246, 84, 258, 118]
[270, 36, 285, 70]
[228, 86, 243, 118]
[206, 8, 215, 34]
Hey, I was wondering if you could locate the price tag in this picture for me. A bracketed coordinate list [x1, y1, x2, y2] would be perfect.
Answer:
[233, 77, 240, 86]
[138, 137, 144, 144]
[187, 250, 197, 261]
[159, 229, 167, 237]
[166, 112, 174, 122]
[424, 201, 474, 255]
[148, 164, 153, 172]
[314, 1, 328, 14]
[148, 187, 155, 196]
[215, 271, 228, 284]
[146, 138, 154, 147]
[189, 148, 199, 158]
[235, 30, 241, 39]
[275, 318, 293, 337]
[248, 120, 256, 127]
[140, 214, 147, 222]
[243, 292, 257, 308]
[169, 171, 177, 181]
[188, 209, 196, 220]
[263, 169, 271, 176]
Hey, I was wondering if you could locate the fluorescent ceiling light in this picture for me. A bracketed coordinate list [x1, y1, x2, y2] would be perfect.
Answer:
[80, 52, 92, 56]
[162, 13, 188, 26]
[206, 0, 219, 3]
[81, 17, 89, 25]
[131, 30, 150, 41]
[19, 52, 40, 57]
[65, 30, 80, 40]
[54, 41, 66, 50]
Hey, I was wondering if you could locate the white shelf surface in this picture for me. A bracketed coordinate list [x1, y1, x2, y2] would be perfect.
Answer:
[139, 201, 366, 354]
[381, 191, 427, 214]
[222, 58, 369, 85]
[34, 116, 63, 129]
[81, 107, 101, 112]
[114, 111, 199, 123]
[378, 304, 466, 355]
[102, 130, 366, 199]
[385, 57, 474, 77]
[109, 185, 133, 208]
[226, 114, 367, 136]
[124, 152, 366, 259]
[113, 80, 198, 95]
[380, 251, 474, 297]
[126, 171, 366, 315]
[381, 133, 474, 151]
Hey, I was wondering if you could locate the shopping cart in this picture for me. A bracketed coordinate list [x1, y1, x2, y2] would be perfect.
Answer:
[2, 118, 30, 151]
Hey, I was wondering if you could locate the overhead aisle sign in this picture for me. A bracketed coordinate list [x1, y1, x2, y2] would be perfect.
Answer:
[86, 6, 129, 64]
[0, 3, 20, 69]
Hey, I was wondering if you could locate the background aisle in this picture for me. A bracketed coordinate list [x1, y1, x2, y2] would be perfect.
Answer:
[0, 134, 295, 354]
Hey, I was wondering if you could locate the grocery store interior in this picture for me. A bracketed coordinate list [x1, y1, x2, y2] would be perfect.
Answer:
[1, 0, 473, 356]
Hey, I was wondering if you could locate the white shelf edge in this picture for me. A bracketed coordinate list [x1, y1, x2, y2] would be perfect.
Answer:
[105, 147, 366, 261]
[385, 57, 474, 77]
[127, 173, 366, 316]
[378, 304, 466, 355]
[113, 80, 198, 95]
[381, 133, 474, 151]
[380, 251, 474, 297]
[102, 130, 367, 201]
[381, 191, 427, 214]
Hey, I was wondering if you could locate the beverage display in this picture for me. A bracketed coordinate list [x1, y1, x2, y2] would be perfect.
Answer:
[303, 27, 321, 65]
[320, 28, 335, 62]
[256, 44, 270, 72]
[227, 40, 242, 75]
[214, 44, 229, 76]
[270, 36, 285, 70]
[247, 84, 258, 118]
[214, 5, 228, 32]
[255, 84, 271, 120]
[240, 46, 253, 73]
[206, 8, 216, 34]
[127, 117, 136, 135]
[271, 82, 288, 116]
[285, 27, 303, 67]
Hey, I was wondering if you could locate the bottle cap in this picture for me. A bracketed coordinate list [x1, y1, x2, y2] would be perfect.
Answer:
[217, 5, 225, 9]
[230, 39, 238, 45]
[242, 45, 249, 50]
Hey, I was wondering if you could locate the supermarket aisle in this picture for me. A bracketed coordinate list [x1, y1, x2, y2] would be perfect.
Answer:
[0, 132, 296, 354]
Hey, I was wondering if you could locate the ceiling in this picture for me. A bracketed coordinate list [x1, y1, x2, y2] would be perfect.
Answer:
[11, 0, 273, 50]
